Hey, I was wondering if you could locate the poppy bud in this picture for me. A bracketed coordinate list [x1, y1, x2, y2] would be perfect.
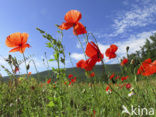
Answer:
[126, 46, 129, 52]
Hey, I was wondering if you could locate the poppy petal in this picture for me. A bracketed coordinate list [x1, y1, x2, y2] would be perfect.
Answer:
[64, 10, 82, 23]
[105, 48, 110, 57]
[59, 22, 73, 30]
[9, 47, 20, 53]
[110, 44, 118, 52]
[21, 33, 29, 44]
[85, 42, 98, 58]
[6, 32, 22, 47]
[76, 59, 86, 68]
[19, 44, 30, 53]
[73, 22, 87, 35]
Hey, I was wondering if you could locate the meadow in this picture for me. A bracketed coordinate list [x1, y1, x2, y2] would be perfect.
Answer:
[0, 10, 156, 117]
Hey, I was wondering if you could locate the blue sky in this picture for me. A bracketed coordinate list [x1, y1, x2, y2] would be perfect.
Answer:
[0, 0, 156, 76]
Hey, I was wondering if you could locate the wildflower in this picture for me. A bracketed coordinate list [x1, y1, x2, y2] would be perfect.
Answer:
[59, 10, 87, 35]
[121, 76, 128, 82]
[119, 83, 127, 89]
[71, 77, 76, 83]
[115, 76, 120, 80]
[64, 81, 67, 85]
[91, 109, 96, 117]
[126, 83, 131, 89]
[85, 41, 103, 62]
[106, 86, 110, 91]
[105, 44, 118, 59]
[90, 72, 95, 77]
[47, 78, 51, 84]
[93, 110, 96, 115]
[69, 81, 72, 86]
[128, 88, 136, 97]
[137, 58, 156, 76]
[6, 32, 30, 53]
[68, 74, 73, 78]
[128, 91, 135, 97]
[76, 59, 86, 68]
[106, 86, 112, 94]
[137, 58, 151, 75]
[76, 58, 97, 71]
[121, 58, 128, 66]
[30, 86, 35, 90]
[109, 73, 115, 80]
[14, 66, 19, 74]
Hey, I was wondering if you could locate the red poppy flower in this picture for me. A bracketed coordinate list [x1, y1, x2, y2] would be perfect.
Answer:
[106, 86, 110, 91]
[68, 74, 73, 78]
[90, 72, 95, 77]
[121, 76, 128, 82]
[76, 57, 97, 71]
[64, 81, 67, 85]
[71, 77, 76, 83]
[59, 10, 87, 35]
[14, 66, 19, 74]
[91, 110, 96, 117]
[85, 41, 103, 62]
[6, 32, 30, 53]
[119, 83, 127, 89]
[28, 72, 31, 75]
[121, 58, 128, 66]
[105, 44, 118, 59]
[93, 110, 96, 117]
[142, 60, 156, 76]
[115, 76, 120, 80]
[137, 58, 151, 75]
[137, 58, 156, 76]
[47, 78, 51, 84]
[76, 59, 86, 68]
[109, 73, 115, 80]
[126, 83, 131, 89]
[69, 82, 72, 86]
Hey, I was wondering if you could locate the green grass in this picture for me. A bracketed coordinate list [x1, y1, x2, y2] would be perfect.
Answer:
[0, 74, 155, 117]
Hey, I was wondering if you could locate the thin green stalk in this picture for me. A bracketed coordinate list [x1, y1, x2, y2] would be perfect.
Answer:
[91, 33, 107, 81]
[44, 52, 51, 79]
[69, 53, 74, 67]
[22, 53, 28, 78]
[77, 36, 87, 60]
[29, 59, 38, 73]
[91, 33, 130, 105]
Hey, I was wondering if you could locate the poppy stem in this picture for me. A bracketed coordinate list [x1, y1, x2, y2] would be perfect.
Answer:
[106, 83, 130, 105]
[90, 32, 108, 82]
[69, 52, 74, 67]
[22, 53, 28, 78]
[77, 36, 87, 60]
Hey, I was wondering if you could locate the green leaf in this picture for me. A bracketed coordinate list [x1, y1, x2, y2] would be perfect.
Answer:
[48, 101, 55, 107]
[26, 64, 30, 70]
[49, 59, 55, 62]
[46, 42, 53, 48]
[36, 28, 45, 34]
[54, 52, 59, 60]
[61, 57, 65, 64]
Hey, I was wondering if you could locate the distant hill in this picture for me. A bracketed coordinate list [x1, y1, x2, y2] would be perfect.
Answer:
[2, 64, 121, 82]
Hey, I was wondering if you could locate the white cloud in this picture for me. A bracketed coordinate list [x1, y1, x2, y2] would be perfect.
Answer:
[97, 30, 156, 63]
[0, 56, 59, 76]
[69, 30, 155, 65]
[111, 1, 156, 36]
[70, 53, 85, 60]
